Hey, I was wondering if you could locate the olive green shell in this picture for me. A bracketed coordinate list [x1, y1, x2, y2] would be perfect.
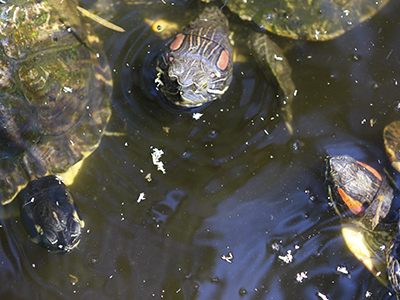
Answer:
[227, 0, 390, 41]
[0, 0, 112, 204]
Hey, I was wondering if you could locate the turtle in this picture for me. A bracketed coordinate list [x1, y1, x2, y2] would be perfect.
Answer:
[325, 120, 400, 295]
[224, 0, 391, 42]
[0, 0, 112, 252]
[155, 6, 295, 133]
[325, 155, 395, 288]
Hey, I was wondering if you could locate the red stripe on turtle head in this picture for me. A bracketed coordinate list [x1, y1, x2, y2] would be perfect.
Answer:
[217, 49, 229, 70]
[337, 187, 365, 215]
[357, 161, 382, 181]
[170, 33, 185, 51]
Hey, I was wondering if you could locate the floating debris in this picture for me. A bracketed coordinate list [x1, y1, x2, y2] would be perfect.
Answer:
[62, 86, 73, 93]
[145, 173, 152, 182]
[69, 274, 78, 285]
[296, 271, 308, 283]
[192, 113, 203, 120]
[278, 250, 293, 264]
[317, 292, 329, 300]
[151, 148, 166, 174]
[221, 252, 234, 263]
[336, 266, 349, 275]
[137, 192, 145, 203]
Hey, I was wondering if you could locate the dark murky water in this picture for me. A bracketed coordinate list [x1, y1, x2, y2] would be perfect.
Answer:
[1, 0, 400, 299]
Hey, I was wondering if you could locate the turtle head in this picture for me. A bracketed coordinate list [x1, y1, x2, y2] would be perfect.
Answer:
[19, 175, 84, 252]
[325, 155, 392, 229]
[155, 30, 232, 109]
[158, 55, 222, 108]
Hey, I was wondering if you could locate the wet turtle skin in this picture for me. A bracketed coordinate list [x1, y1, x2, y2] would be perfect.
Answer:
[387, 232, 400, 294]
[0, 0, 112, 251]
[156, 6, 233, 108]
[19, 176, 84, 252]
[326, 155, 392, 230]
[226, 0, 390, 41]
[384, 120, 400, 173]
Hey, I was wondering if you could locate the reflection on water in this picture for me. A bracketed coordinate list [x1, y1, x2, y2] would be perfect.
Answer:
[1, 0, 400, 299]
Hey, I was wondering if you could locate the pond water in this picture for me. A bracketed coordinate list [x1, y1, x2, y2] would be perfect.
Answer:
[1, 0, 400, 299]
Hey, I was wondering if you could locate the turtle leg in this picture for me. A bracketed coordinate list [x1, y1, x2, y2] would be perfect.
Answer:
[248, 32, 295, 135]
[363, 189, 393, 230]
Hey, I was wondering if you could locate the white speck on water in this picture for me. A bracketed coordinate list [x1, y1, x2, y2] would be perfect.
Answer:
[294, 89, 298, 96]
[151, 148, 166, 174]
[96, 53, 100, 58]
[32, 264, 36, 268]
[278, 250, 293, 263]
[343, 9, 350, 17]
[137, 192, 146, 203]
[63, 86, 73, 93]
[296, 271, 308, 282]
[274, 54, 283, 61]
[365, 291, 372, 297]
[70, 140, 74, 146]
[336, 266, 349, 274]
[221, 252, 234, 263]
[124, 142, 128, 147]
[314, 30, 320, 40]
[361, 118, 367, 124]
[193, 113, 203, 120]
[264, 129, 269, 135]
[317, 292, 329, 300]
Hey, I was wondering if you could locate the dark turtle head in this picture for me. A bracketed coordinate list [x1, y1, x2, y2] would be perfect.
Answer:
[325, 155, 392, 229]
[19, 175, 84, 252]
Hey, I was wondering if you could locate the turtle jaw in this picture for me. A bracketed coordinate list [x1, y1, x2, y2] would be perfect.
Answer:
[40, 210, 85, 252]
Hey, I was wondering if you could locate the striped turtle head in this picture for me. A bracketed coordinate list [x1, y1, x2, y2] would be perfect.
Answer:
[163, 51, 230, 107]
[155, 7, 233, 108]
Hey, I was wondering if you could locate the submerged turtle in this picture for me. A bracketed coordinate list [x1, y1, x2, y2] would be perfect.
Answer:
[326, 119, 400, 294]
[326, 155, 394, 287]
[225, 0, 390, 41]
[0, 0, 112, 251]
[155, 6, 295, 132]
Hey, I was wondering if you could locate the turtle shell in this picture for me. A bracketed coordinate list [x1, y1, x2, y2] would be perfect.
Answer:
[0, 0, 112, 205]
[227, 0, 390, 41]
